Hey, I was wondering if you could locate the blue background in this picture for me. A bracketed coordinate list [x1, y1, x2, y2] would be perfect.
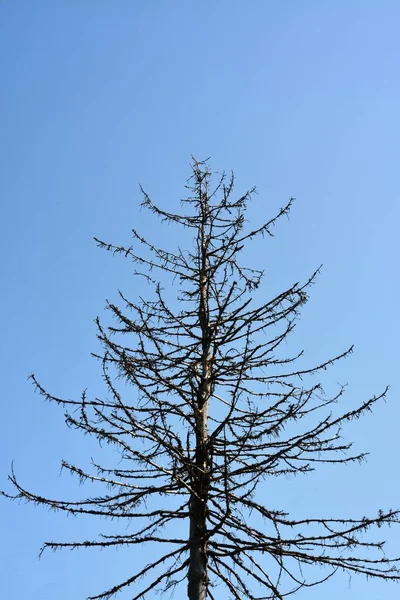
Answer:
[1, 1, 399, 598]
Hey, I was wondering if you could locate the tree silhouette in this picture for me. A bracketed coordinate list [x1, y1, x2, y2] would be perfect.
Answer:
[4, 159, 400, 599]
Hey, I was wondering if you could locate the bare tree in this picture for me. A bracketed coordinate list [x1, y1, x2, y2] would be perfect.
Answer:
[4, 159, 400, 599]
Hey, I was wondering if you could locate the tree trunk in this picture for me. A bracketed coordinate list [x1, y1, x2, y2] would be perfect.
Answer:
[188, 490, 208, 599]
[188, 407, 209, 600]
[188, 190, 211, 599]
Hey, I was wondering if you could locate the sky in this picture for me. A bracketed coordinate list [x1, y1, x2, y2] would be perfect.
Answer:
[1, 1, 400, 598]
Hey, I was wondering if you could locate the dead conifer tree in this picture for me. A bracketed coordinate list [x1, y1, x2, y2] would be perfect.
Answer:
[4, 159, 400, 599]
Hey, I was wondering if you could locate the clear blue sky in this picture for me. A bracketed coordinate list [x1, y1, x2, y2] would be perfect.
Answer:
[1, 1, 399, 599]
